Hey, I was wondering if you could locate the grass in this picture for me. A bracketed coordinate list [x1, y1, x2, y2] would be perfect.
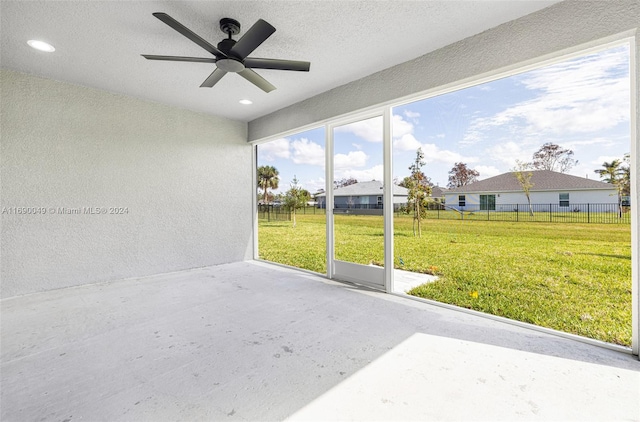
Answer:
[258, 214, 632, 346]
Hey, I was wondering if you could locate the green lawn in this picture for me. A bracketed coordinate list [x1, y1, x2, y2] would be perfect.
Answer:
[258, 214, 632, 346]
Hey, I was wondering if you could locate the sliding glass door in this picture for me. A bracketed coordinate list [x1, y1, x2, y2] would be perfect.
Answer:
[329, 115, 386, 289]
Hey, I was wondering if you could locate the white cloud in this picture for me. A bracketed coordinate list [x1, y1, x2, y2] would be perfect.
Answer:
[392, 114, 414, 139]
[474, 165, 501, 179]
[592, 155, 623, 166]
[335, 118, 383, 143]
[485, 141, 532, 168]
[420, 143, 479, 165]
[435, 133, 446, 139]
[258, 138, 290, 161]
[462, 46, 630, 144]
[291, 138, 325, 166]
[336, 164, 384, 182]
[334, 150, 368, 170]
[403, 110, 421, 124]
[334, 114, 414, 143]
[404, 110, 420, 119]
[561, 137, 615, 150]
[569, 163, 600, 181]
[304, 177, 326, 193]
[352, 143, 362, 150]
[393, 134, 422, 152]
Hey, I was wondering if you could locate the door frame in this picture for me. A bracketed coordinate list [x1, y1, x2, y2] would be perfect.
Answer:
[326, 110, 394, 291]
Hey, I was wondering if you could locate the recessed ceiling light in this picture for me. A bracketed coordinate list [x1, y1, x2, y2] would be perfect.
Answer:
[27, 40, 55, 52]
[239, 99, 253, 105]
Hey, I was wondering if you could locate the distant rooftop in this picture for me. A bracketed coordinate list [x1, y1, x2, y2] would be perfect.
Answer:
[446, 170, 615, 193]
[432, 186, 448, 198]
[316, 181, 408, 197]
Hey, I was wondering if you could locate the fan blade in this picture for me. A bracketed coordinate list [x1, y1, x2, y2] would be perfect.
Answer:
[238, 69, 276, 93]
[244, 58, 310, 72]
[153, 12, 226, 58]
[142, 55, 217, 63]
[229, 19, 275, 60]
[200, 69, 227, 88]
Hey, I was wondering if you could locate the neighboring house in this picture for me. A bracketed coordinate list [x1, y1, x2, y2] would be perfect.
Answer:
[443, 170, 618, 212]
[431, 185, 448, 202]
[316, 181, 408, 210]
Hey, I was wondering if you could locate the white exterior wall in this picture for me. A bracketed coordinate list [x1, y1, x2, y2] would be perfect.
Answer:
[1, 70, 253, 298]
[444, 189, 618, 211]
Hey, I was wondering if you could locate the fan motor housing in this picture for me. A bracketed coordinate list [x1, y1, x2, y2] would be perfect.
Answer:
[217, 38, 237, 55]
[216, 58, 245, 73]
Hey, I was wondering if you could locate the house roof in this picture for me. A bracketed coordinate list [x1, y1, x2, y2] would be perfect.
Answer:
[316, 181, 408, 197]
[432, 186, 448, 198]
[445, 170, 615, 194]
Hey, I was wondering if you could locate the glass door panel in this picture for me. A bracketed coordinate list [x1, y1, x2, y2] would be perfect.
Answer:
[331, 116, 385, 289]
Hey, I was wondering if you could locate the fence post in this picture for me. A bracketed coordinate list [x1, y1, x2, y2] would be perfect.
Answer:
[587, 203, 590, 223]
[549, 204, 552, 222]
[516, 204, 518, 222]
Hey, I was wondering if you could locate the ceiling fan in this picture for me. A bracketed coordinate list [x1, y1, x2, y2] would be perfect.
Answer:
[142, 13, 310, 93]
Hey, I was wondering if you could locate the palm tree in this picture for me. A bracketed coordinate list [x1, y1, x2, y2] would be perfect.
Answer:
[594, 159, 623, 184]
[257, 165, 279, 204]
[595, 159, 624, 217]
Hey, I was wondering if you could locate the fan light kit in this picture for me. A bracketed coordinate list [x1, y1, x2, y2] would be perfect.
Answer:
[27, 40, 55, 52]
[142, 13, 310, 93]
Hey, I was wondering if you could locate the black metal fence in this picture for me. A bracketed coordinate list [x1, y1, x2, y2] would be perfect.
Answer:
[257, 204, 328, 221]
[420, 203, 631, 224]
[257, 204, 290, 221]
[259, 203, 631, 224]
[318, 203, 406, 210]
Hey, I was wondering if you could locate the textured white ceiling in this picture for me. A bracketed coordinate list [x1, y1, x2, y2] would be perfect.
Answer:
[1, 1, 560, 122]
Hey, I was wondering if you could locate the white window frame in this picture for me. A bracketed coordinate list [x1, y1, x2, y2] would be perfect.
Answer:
[251, 35, 638, 356]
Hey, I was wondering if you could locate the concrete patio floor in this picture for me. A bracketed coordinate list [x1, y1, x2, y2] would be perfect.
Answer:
[1, 260, 638, 421]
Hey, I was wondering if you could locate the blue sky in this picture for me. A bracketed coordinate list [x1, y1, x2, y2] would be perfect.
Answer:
[258, 44, 630, 194]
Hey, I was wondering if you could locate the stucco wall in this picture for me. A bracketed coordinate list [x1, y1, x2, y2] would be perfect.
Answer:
[0, 70, 252, 298]
[248, 1, 639, 141]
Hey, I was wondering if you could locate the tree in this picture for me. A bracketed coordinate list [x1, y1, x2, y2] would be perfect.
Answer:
[406, 148, 432, 237]
[334, 177, 358, 189]
[531, 143, 578, 173]
[447, 162, 479, 188]
[257, 165, 279, 204]
[621, 153, 630, 197]
[595, 159, 624, 216]
[594, 159, 623, 184]
[513, 160, 534, 216]
[346, 196, 355, 209]
[283, 175, 311, 227]
[399, 172, 433, 190]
